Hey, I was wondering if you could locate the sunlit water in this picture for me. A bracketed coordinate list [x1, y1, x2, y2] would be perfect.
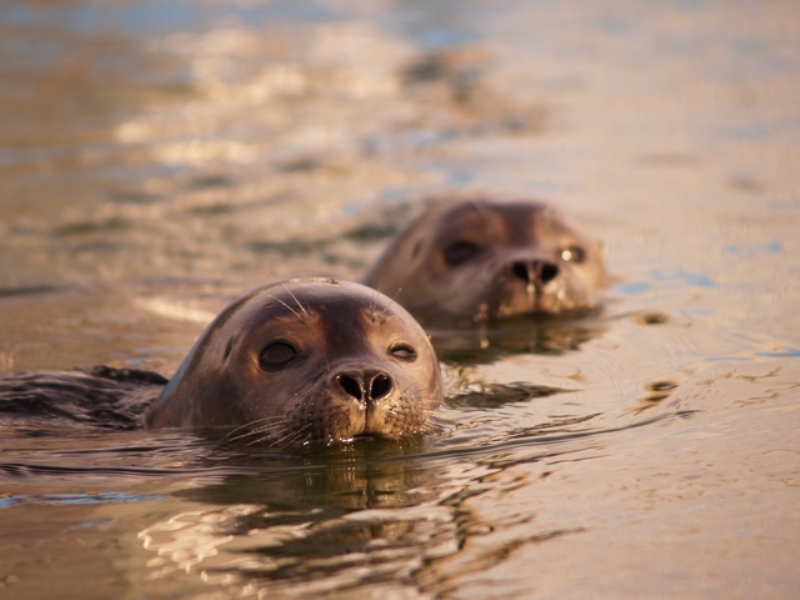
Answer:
[1, 0, 799, 598]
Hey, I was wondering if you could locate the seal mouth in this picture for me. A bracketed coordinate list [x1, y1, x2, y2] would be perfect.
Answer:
[352, 432, 393, 442]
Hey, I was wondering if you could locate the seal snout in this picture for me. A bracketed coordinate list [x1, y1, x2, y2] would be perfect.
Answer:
[509, 258, 559, 287]
[333, 369, 395, 405]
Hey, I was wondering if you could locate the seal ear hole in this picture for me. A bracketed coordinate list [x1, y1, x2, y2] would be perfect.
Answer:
[443, 240, 480, 266]
[224, 337, 234, 361]
[560, 245, 586, 264]
[390, 343, 417, 362]
[259, 342, 298, 370]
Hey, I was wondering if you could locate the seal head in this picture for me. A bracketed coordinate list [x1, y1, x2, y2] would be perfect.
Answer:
[145, 279, 443, 445]
[363, 197, 606, 324]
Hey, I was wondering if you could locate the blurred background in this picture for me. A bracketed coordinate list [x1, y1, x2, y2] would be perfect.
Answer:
[2, 0, 797, 372]
[0, 1, 799, 598]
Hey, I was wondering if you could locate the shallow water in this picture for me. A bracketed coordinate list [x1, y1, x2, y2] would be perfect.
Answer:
[1, 0, 799, 598]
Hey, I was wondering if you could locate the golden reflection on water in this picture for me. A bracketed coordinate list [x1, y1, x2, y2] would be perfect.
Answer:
[0, 0, 799, 598]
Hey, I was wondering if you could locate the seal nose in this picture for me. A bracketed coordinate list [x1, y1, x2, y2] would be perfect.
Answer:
[510, 259, 559, 286]
[335, 370, 394, 404]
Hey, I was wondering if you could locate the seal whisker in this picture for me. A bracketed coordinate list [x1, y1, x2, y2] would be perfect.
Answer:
[241, 418, 295, 446]
[225, 416, 289, 441]
[378, 286, 403, 319]
[268, 421, 313, 447]
[367, 292, 379, 320]
[267, 294, 304, 320]
[279, 282, 310, 319]
[225, 418, 269, 439]
[239, 420, 290, 439]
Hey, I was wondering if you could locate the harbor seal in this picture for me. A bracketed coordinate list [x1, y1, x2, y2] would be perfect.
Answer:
[363, 197, 606, 324]
[145, 278, 443, 445]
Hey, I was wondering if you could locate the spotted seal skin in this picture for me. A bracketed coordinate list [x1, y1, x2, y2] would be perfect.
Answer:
[145, 279, 443, 445]
[363, 197, 607, 324]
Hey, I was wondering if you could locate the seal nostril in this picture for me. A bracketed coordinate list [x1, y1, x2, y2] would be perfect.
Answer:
[539, 262, 559, 284]
[335, 370, 394, 403]
[511, 261, 531, 282]
[336, 374, 364, 400]
[511, 260, 559, 285]
[369, 373, 393, 402]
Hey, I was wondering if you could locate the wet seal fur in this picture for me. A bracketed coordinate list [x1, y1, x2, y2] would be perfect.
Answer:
[145, 279, 443, 445]
[363, 196, 607, 324]
[0, 365, 166, 431]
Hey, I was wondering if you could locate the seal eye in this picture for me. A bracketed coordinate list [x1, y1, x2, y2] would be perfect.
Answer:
[390, 343, 417, 362]
[259, 342, 298, 370]
[560, 246, 586, 264]
[443, 241, 480, 266]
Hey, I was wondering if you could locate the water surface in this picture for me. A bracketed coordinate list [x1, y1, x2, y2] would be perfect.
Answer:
[1, 0, 799, 598]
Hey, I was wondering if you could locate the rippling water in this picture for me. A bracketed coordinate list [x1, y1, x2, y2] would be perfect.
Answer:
[1, 0, 799, 598]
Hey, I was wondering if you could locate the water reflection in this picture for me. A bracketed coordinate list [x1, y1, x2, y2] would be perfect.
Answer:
[126, 389, 684, 596]
[430, 316, 607, 364]
[139, 441, 453, 595]
[138, 435, 590, 596]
